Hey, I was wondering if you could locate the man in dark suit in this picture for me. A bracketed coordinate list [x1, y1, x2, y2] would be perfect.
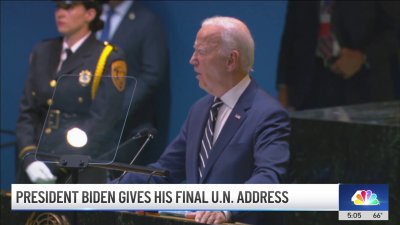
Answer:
[118, 16, 290, 225]
[16, 0, 127, 184]
[277, 1, 399, 110]
[98, 0, 169, 167]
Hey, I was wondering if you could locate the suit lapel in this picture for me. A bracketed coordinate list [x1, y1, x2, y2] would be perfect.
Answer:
[200, 80, 256, 183]
[58, 34, 97, 77]
[111, 3, 135, 44]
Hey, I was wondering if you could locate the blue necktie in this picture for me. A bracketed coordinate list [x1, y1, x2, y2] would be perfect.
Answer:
[100, 8, 114, 41]
[198, 98, 223, 178]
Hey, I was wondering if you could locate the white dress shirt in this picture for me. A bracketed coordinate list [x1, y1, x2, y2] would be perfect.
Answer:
[213, 75, 251, 143]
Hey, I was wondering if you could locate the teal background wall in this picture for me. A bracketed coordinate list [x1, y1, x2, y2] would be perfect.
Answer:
[0, 1, 287, 190]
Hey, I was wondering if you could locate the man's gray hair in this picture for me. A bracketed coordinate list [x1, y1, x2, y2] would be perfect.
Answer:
[202, 16, 255, 73]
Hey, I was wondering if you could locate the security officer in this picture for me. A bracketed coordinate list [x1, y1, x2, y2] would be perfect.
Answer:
[16, 0, 127, 184]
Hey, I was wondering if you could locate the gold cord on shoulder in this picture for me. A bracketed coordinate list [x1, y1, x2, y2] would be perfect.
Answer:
[91, 44, 114, 99]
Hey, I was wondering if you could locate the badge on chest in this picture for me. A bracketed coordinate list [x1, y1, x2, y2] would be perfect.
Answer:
[79, 70, 92, 87]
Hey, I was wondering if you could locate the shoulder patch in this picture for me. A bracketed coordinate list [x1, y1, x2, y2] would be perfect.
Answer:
[111, 60, 127, 92]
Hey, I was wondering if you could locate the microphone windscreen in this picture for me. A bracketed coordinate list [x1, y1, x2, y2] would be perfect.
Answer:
[138, 128, 158, 138]
[147, 128, 158, 137]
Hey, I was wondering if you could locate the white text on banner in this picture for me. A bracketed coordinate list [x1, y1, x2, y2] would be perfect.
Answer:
[12, 184, 338, 211]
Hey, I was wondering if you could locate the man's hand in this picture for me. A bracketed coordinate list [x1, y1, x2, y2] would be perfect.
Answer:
[25, 161, 57, 183]
[330, 48, 365, 80]
[186, 211, 227, 224]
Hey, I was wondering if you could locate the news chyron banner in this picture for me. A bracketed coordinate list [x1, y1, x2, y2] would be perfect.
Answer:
[12, 184, 388, 221]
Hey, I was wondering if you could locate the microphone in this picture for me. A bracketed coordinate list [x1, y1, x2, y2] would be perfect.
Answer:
[137, 128, 157, 139]
[117, 128, 157, 183]
[126, 128, 157, 165]
[118, 128, 157, 149]
[95, 128, 157, 160]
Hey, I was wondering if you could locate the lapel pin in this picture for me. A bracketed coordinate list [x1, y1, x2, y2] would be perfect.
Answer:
[235, 114, 241, 120]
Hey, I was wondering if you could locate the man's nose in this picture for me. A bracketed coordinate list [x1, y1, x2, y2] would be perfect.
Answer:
[189, 53, 198, 65]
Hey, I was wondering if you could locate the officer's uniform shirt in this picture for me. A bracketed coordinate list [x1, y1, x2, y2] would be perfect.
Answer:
[56, 32, 90, 72]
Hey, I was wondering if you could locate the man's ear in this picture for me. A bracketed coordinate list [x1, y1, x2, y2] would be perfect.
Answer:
[226, 50, 240, 72]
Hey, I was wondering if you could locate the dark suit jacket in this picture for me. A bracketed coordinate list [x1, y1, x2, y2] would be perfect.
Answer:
[107, 2, 169, 165]
[16, 34, 126, 183]
[119, 79, 291, 224]
[277, 1, 399, 109]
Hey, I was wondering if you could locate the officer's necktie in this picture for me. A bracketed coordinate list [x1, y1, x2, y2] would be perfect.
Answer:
[65, 48, 73, 60]
[198, 98, 223, 178]
[100, 8, 114, 41]
[57, 48, 73, 72]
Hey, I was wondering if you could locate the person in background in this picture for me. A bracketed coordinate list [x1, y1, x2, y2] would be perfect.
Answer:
[98, 0, 169, 171]
[117, 16, 290, 225]
[16, 0, 127, 184]
[277, 1, 399, 111]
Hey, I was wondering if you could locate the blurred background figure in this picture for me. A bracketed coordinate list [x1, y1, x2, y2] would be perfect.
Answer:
[277, 1, 400, 111]
[97, 0, 169, 174]
[16, 0, 127, 184]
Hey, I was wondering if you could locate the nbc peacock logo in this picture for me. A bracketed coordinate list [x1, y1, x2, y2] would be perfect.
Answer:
[351, 190, 380, 206]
